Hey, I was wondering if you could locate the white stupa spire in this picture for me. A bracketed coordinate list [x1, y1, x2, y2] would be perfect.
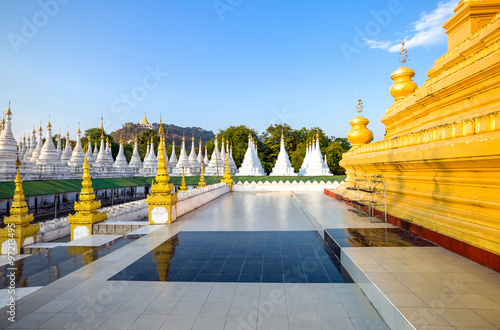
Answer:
[0, 102, 18, 179]
[169, 140, 177, 165]
[36, 117, 60, 165]
[30, 122, 44, 163]
[236, 134, 266, 176]
[299, 134, 332, 176]
[220, 137, 226, 161]
[24, 127, 36, 162]
[129, 138, 143, 169]
[188, 135, 200, 168]
[85, 140, 96, 166]
[113, 139, 129, 168]
[67, 124, 85, 167]
[197, 138, 203, 164]
[60, 129, 73, 164]
[56, 131, 62, 159]
[94, 135, 107, 165]
[205, 135, 224, 176]
[93, 141, 99, 158]
[228, 142, 237, 174]
[175, 134, 191, 169]
[270, 133, 297, 176]
[143, 138, 158, 170]
[203, 146, 209, 166]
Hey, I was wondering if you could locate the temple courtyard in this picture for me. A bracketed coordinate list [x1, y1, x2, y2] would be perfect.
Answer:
[0, 192, 498, 329]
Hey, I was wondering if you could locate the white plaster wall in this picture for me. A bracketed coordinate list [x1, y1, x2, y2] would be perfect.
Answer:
[177, 184, 230, 217]
[232, 181, 343, 192]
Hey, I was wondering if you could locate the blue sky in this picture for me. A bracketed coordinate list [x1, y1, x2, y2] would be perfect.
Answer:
[0, 0, 458, 142]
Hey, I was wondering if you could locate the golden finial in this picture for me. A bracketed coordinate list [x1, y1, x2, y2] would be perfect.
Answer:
[221, 155, 233, 191]
[399, 40, 408, 64]
[119, 137, 123, 144]
[66, 127, 69, 136]
[197, 164, 206, 188]
[281, 131, 284, 140]
[106, 137, 109, 142]
[182, 132, 185, 142]
[158, 116, 163, 134]
[355, 99, 364, 113]
[77, 122, 81, 134]
[39, 120, 43, 131]
[215, 134, 218, 140]
[192, 133, 195, 141]
[100, 132, 104, 139]
[32, 124, 35, 134]
[100, 116, 103, 131]
[47, 115, 52, 128]
[15, 152, 21, 167]
[6, 101, 12, 116]
[316, 130, 319, 139]
[179, 167, 187, 192]
[83, 144, 87, 153]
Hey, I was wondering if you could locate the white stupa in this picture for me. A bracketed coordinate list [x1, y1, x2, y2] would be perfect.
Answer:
[30, 124, 44, 163]
[227, 142, 238, 175]
[94, 136, 107, 166]
[173, 135, 191, 174]
[85, 140, 96, 166]
[0, 103, 18, 181]
[203, 145, 209, 167]
[220, 137, 226, 161]
[129, 138, 143, 174]
[188, 136, 201, 174]
[113, 139, 133, 176]
[104, 138, 115, 166]
[24, 128, 36, 162]
[299, 134, 332, 176]
[141, 138, 158, 176]
[60, 130, 73, 165]
[55, 132, 62, 160]
[205, 135, 225, 176]
[32, 118, 68, 179]
[270, 133, 297, 176]
[67, 126, 85, 168]
[169, 140, 178, 167]
[197, 139, 203, 164]
[93, 141, 99, 159]
[236, 135, 266, 176]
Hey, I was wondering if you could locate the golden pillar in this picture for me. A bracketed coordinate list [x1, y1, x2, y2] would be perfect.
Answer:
[179, 168, 187, 192]
[68, 153, 107, 240]
[197, 164, 206, 188]
[221, 156, 233, 191]
[147, 118, 178, 224]
[0, 158, 39, 254]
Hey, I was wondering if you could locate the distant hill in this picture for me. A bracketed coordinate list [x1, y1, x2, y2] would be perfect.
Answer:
[110, 122, 215, 145]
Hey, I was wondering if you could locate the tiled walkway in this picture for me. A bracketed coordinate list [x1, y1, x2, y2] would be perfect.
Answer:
[1, 191, 498, 329]
[297, 192, 500, 329]
[0, 192, 388, 329]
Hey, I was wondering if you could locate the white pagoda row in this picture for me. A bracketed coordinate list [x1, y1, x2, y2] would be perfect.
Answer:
[0, 105, 331, 181]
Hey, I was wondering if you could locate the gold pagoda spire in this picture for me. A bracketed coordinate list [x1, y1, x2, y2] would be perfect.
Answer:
[67, 153, 107, 240]
[6, 101, 12, 116]
[179, 168, 187, 192]
[39, 120, 43, 132]
[0, 155, 40, 253]
[221, 156, 233, 191]
[158, 116, 164, 134]
[197, 164, 206, 188]
[47, 115, 52, 128]
[100, 117, 103, 131]
[77, 122, 81, 134]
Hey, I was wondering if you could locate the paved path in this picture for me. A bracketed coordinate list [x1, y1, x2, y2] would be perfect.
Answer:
[1, 192, 388, 329]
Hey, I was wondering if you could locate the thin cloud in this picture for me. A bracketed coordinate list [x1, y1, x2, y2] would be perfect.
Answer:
[366, 0, 458, 53]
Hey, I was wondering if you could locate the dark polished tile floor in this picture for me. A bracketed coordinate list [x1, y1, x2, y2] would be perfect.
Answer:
[109, 231, 354, 283]
[0, 235, 144, 289]
[325, 228, 436, 257]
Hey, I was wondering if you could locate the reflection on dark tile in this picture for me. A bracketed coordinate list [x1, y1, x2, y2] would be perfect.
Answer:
[324, 228, 436, 259]
[0, 235, 144, 289]
[109, 231, 354, 284]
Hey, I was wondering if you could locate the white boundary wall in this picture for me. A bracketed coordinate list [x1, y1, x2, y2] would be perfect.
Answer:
[232, 180, 343, 192]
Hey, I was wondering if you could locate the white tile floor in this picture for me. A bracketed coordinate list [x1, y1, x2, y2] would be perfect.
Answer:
[0, 192, 388, 329]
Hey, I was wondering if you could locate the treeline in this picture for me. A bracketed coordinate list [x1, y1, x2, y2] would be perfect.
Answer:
[82, 124, 351, 175]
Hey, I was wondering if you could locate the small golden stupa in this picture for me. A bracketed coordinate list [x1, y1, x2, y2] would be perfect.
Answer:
[0, 156, 39, 254]
[197, 164, 207, 188]
[147, 117, 178, 224]
[221, 155, 233, 191]
[67, 148, 107, 241]
[179, 168, 187, 192]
